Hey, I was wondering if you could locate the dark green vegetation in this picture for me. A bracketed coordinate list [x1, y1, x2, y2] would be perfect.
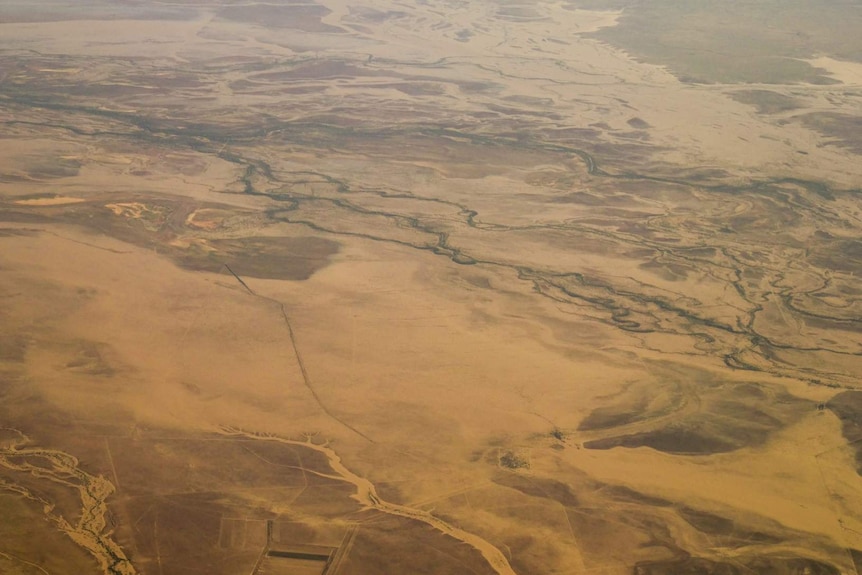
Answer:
[584, 0, 862, 83]
[499, 451, 531, 470]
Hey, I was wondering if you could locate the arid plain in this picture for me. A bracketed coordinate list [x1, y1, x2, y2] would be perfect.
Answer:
[2, 1, 862, 574]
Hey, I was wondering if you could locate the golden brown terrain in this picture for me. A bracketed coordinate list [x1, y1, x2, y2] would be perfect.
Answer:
[1, 1, 862, 574]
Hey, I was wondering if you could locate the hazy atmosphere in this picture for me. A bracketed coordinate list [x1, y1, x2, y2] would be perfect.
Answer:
[2, 1, 862, 574]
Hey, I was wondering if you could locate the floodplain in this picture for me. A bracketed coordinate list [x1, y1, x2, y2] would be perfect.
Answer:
[1, 1, 862, 574]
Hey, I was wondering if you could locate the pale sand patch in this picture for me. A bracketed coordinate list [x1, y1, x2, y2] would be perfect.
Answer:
[0, 19, 215, 58]
[2, 226, 322, 436]
[14, 196, 85, 206]
[568, 409, 858, 542]
[185, 209, 222, 230]
[35, 68, 82, 74]
[805, 56, 862, 85]
[558, 8, 622, 34]
[105, 202, 149, 218]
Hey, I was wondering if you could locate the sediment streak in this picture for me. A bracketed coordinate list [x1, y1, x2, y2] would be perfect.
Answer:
[221, 427, 517, 575]
[0, 429, 136, 575]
